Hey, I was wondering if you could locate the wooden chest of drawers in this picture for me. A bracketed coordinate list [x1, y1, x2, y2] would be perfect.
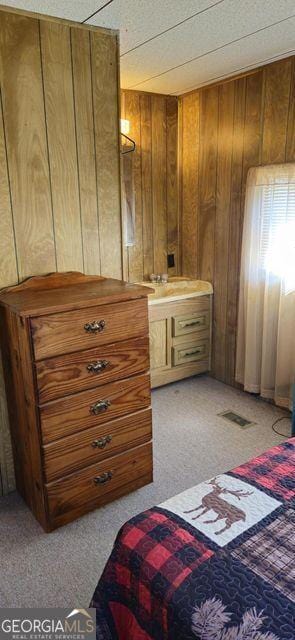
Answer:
[0, 272, 153, 531]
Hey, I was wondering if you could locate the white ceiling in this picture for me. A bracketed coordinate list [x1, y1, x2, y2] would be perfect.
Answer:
[2, 0, 295, 94]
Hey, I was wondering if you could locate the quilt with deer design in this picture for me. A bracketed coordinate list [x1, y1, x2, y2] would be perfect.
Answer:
[91, 438, 295, 639]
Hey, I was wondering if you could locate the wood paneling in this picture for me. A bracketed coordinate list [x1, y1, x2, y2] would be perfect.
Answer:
[152, 95, 167, 274]
[198, 86, 219, 283]
[91, 31, 122, 279]
[0, 12, 56, 279]
[262, 59, 292, 165]
[0, 8, 121, 494]
[225, 77, 246, 385]
[41, 20, 83, 273]
[140, 94, 153, 279]
[286, 58, 295, 162]
[181, 92, 199, 278]
[71, 28, 101, 275]
[121, 90, 178, 282]
[125, 91, 143, 281]
[214, 82, 235, 379]
[166, 97, 179, 275]
[179, 55, 295, 387]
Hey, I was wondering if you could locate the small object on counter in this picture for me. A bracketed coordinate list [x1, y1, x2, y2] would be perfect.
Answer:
[150, 274, 161, 283]
[160, 273, 168, 283]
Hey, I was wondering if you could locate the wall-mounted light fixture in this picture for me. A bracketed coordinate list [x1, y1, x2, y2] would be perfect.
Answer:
[120, 119, 130, 136]
[120, 118, 135, 154]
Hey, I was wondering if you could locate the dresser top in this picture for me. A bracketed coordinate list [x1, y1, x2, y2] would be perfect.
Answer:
[0, 272, 151, 317]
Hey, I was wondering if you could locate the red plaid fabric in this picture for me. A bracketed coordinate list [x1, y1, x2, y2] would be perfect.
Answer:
[92, 438, 295, 639]
[102, 508, 214, 635]
[231, 439, 295, 500]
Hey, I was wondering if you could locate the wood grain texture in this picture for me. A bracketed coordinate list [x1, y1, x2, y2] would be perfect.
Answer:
[121, 91, 179, 281]
[166, 97, 179, 275]
[71, 28, 101, 275]
[151, 359, 210, 389]
[286, 57, 295, 162]
[91, 31, 122, 279]
[125, 91, 144, 281]
[2, 271, 104, 293]
[0, 273, 152, 528]
[179, 55, 295, 386]
[149, 295, 212, 388]
[181, 93, 199, 278]
[0, 7, 123, 495]
[213, 82, 234, 379]
[225, 77, 246, 385]
[198, 86, 218, 283]
[149, 320, 169, 370]
[1, 278, 149, 318]
[43, 408, 152, 481]
[0, 12, 56, 279]
[40, 20, 83, 273]
[0, 3, 118, 35]
[0, 308, 48, 528]
[40, 373, 151, 443]
[152, 96, 167, 274]
[140, 94, 153, 279]
[0, 91, 18, 288]
[36, 336, 149, 402]
[262, 59, 292, 165]
[172, 338, 209, 366]
[31, 297, 148, 359]
[46, 442, 152, 530]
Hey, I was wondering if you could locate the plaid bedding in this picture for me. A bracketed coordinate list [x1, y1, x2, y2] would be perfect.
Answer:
[91, 438, 295, 639]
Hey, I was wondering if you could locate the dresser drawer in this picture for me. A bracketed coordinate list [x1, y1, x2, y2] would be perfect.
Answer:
[172, 338, 210, 366]
[46, 442, 153, 529]
[40, 373, 151, 443]
[36, 336, 149, 403]
[43, 408, 152, 481]
[172, 310, 210, 337]
[30, 298, 148, 360]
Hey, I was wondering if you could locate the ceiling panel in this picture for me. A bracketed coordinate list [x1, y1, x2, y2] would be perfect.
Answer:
[120, 0, 295, 89]
[1, 0, 106, 23]
[88, 0, 219, 54]
[132, 17, 295, 95]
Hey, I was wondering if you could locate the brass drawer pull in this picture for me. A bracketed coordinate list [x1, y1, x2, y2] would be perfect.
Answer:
[87, 359, 109, 374]
[94, 471, 113, 485]
[179, 318, 203, 328]
[84, 319, 106, 333]
[92, 435, 112, 449]
[181, 348, 203, 358]
[90, 399, 111, 415]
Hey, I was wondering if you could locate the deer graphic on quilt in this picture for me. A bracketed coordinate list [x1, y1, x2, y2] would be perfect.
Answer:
[184, 477, 253, 534]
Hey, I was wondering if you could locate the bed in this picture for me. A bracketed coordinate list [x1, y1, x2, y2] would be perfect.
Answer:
[91, 438, 295, 639]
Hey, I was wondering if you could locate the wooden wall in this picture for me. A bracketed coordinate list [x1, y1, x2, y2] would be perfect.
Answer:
[179, 55, 295, 386]
[121, 90, 179, 282]
[0, 7, 122, 494]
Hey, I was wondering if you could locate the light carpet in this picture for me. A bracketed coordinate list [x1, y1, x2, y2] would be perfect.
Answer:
[0, 375, 289, 607]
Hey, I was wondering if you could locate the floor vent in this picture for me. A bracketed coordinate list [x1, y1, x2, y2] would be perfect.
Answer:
[218, 411, 256, 428]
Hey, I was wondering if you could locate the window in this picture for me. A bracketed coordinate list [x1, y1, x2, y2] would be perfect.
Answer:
[236, 163, 295, 410]
[260, 177, 295, 293]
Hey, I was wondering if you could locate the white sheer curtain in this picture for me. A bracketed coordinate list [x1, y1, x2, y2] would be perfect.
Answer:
[236, 163, 295, 409]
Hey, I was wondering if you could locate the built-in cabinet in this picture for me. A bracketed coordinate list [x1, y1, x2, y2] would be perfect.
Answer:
[149, 295, 212, 388]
